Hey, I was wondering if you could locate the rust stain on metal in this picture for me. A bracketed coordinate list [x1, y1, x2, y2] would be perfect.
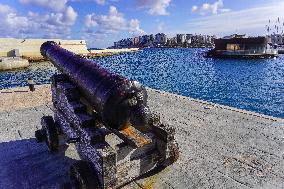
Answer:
[121, 125, 151, 147]
[172, 143, 180, 163]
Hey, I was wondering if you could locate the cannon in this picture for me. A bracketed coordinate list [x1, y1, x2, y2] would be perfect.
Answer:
[35, 41, 179, 189]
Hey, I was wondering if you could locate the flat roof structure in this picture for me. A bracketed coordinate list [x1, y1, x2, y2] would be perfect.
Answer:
[214, 37, 269, 50]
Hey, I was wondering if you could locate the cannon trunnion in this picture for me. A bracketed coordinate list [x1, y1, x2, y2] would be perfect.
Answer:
[36, 42, 179, 189]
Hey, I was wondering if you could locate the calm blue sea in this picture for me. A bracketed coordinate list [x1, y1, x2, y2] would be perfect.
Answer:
[0, 48, 283, 118]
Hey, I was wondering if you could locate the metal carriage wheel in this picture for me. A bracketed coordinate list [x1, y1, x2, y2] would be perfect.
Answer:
[35, 116, 59, 152]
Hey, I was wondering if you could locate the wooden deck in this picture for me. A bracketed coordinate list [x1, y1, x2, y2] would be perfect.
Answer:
[0, 85, 283, 189]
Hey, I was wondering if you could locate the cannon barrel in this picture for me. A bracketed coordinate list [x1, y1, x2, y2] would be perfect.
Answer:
[41, 41, 149, 130]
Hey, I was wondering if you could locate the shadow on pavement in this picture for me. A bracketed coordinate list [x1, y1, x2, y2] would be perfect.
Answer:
[0, 138, 76, 189]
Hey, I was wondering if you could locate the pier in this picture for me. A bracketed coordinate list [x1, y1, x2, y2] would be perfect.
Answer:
[0, 85, 283, 188]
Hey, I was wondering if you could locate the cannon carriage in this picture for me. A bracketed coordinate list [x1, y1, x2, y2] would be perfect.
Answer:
[35, 41, 179, 189]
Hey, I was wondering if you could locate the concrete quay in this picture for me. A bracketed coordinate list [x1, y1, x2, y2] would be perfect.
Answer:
[0, 57, 29, 71]
[0, 85, 283, 189]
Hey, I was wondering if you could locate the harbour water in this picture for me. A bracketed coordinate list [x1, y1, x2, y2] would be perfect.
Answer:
[0, 48, 283, 118]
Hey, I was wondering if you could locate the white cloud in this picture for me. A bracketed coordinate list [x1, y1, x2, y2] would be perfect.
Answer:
[192, 0, 229, 15]
[84, 6, 145, 35]
[157, 21, 164, 31]
[191, 5, 198, 13]
[84, 14, 98, 27]
[0, 3, 77, 39]
[95, 0, 105, 5]
[83, 6, 146, 47]
[0, 4, 14, 14]
[219, 8, 230, 13]
[69, 0, 108, 5]
[94, 6, 127, 33]
[188, 2, 284, 36]
[137, 0, 171, 15]
[63, 6, 78, 25]
[6, 13, 29, 29]
[19, 0, 68, 12]
[129, 19, 146, 35]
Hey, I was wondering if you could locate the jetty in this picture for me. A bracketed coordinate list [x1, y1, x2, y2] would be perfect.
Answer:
[0, 85, 283, 188]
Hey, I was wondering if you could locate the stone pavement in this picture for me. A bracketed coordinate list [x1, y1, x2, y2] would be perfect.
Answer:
[0, 85, 284, 189]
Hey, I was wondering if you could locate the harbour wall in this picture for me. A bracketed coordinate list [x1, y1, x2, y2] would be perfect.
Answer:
[0, 38, 89, 60]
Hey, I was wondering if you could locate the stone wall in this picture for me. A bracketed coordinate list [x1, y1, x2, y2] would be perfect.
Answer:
[0, 38, 89, 58]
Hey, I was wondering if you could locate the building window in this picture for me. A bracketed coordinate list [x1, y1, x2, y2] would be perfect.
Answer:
[227, 44, 240, 50]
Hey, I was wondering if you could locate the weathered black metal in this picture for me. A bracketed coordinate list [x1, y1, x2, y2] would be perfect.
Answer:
[35, 72, 179, 188]
[41, 41, 148, 130]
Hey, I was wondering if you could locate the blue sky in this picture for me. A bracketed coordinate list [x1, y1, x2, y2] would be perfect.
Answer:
[0, 0, 283, 48]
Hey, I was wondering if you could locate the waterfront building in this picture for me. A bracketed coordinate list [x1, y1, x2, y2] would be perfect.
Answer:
[190, 35, 197, 45]
[138, 35, 153, 47]
[207, 35, 278, 58]
[133, 37, 139, 47]
[199, 35, 207, 44]
[176, 34, 186, 44]
[149, 34, 154, 42]
[186, 34, 193, 44]
[166, 37, 178, 47]
[191, 35, 204, 45]
[112, 33, 215, 48]
[155, 33, 167, 46]
[139, 36, 145, 46]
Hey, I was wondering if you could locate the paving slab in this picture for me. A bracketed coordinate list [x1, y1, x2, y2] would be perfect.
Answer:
[0, 85, 283, 189]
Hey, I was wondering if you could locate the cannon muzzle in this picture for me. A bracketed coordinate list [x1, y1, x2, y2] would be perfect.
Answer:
[41, 41, 149, 130]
